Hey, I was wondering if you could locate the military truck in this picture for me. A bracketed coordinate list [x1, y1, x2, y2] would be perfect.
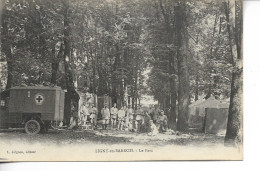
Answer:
[0, 86, 65, 134]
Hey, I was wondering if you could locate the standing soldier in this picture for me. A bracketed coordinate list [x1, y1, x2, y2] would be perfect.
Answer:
[110, 103, 118, 129]
[117, 106, 126, 131]
[142, 111, 152, 132]
[101, 104, 110, 130]
[89, 103, 98, 129]
[156, 110, 168, 132]
[79, 102, 89, 126]
[151, 105, 160, 124]
[134, 105, 144, 132]
[125, 105, 134, 131]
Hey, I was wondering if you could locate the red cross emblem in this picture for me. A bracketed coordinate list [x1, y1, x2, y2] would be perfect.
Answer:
[35, 94, 44, 105]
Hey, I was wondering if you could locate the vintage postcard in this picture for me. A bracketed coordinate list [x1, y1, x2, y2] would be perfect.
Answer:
[0, 0, 242, 161]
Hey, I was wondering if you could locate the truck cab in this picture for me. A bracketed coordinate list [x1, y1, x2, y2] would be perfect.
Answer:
[0, 90, 9, 129]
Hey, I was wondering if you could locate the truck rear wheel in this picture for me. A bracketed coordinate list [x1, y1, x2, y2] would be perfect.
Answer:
[25, 120, 41, 134]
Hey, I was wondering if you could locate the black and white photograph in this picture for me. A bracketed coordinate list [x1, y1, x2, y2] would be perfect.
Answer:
[0, 0, 243, 161]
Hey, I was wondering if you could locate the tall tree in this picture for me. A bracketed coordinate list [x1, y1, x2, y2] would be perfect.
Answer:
[224, 0, 243, 146]
[62, 0, 80, 124]
[175, 1, 190, 132]
[0, 0, 3, 92]
[158, 0, 177, 130]
[1, 0, 13, 89]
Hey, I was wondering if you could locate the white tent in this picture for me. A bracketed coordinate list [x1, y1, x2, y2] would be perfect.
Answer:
[190, 97, 229, 117]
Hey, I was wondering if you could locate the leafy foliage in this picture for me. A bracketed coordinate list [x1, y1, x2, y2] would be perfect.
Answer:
[0, 0, 240, 130]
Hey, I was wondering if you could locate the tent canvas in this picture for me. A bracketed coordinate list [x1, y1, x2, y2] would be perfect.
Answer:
[204, 108, 229, 134]
[188, 97, 229, 130]
[192, 97, 229, 117]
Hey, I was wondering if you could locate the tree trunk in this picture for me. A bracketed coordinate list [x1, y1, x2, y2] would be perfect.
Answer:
[62, 0, 79, 125]
[51, 43, 64, 85]
[159, 0, 177, 130]
[112, 43, 120, 103]
[175, 3, 190, 132]
[134, 55, 139, 110]
[195, 74, 199, 101]
[225, 68, 242, 146]
[0, 1, 2, 92]
[224, 0, 243, 146]
[168, 50, 177, 130]
[111, 3, 120, 104]
[205, 84, 212, 99]
[1, 3, 13, 89]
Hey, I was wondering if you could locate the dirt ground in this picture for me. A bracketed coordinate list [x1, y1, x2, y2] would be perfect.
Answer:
[0, 128, 225, 147]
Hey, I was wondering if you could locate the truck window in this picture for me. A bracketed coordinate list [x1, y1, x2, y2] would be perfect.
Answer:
[0, 100, 5, 107]
[0, 90, 10, 109]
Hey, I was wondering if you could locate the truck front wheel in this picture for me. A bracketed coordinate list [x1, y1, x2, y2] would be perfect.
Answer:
[25, 120, 41, 134]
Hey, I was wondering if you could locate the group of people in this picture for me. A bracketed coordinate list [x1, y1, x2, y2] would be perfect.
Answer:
[79, 103, 168, 134]
[79, 102, 98, 129]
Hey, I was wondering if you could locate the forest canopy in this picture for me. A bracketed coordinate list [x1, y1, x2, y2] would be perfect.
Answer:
[0, 0, 242, 140]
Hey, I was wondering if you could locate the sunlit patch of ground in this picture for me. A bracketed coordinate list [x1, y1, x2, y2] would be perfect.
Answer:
[0, 128, 225, 147]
